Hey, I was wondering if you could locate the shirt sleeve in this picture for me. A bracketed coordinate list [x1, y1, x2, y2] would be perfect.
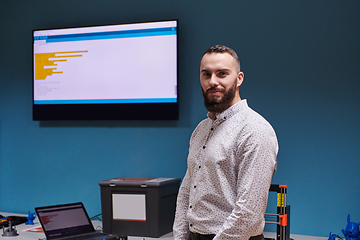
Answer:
[173, 169, 191, 240]
[213, 126, 278, 240]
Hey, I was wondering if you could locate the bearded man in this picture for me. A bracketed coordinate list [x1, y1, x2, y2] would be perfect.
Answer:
[173, 45, 279, 240]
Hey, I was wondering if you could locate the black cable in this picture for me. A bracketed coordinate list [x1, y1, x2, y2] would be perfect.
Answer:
[90, 213, 102, 221]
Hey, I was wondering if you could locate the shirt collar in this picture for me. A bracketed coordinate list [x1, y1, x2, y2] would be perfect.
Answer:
[207, 99, 248, 122]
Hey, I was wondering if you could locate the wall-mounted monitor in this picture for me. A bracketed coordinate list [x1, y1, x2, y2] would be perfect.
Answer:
[33, 20, 178, 120]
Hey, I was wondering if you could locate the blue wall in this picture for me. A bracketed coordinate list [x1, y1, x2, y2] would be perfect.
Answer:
[1, 0, 359, 237]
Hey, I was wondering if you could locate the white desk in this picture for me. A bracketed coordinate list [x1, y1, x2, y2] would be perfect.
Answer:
[0, 212, 173, 240]
[0, 212, 327, 240]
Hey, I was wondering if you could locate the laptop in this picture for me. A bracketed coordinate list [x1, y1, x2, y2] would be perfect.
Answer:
[35, 202, 119, 240]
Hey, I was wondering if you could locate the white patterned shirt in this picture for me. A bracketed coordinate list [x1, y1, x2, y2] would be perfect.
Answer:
[173, 100, 278, 240]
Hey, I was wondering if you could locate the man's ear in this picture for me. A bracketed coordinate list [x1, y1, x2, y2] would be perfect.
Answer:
[237, 71, 244, 87]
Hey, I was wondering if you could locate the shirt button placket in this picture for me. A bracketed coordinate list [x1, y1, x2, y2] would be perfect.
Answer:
[190, 124, 211, 220]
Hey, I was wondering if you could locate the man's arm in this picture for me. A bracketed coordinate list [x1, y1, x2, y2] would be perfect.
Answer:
[173, 169, 191, 240]
[214, 127, 278, 240]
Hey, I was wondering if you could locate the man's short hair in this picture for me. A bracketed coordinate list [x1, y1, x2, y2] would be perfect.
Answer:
[203, 45, 241, 71]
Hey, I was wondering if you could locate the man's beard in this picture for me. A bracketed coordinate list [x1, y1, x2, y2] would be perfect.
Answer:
[202, 80, 237, 114]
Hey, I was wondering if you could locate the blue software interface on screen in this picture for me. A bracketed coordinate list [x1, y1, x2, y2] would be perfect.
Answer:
[33, 21, 177, 105]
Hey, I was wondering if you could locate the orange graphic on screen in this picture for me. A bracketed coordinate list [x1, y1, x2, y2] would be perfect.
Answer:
[35, 51, 88, 80]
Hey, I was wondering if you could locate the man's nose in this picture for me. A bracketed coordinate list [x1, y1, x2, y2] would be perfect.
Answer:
[209, 74, 219, 86]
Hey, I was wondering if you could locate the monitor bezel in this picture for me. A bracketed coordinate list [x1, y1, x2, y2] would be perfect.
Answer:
[32, 19, 179, 121]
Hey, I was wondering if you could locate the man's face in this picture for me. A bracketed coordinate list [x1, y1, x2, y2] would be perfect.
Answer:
[200, 52, 244, 113]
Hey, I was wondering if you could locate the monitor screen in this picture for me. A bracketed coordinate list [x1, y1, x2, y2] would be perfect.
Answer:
[33, 20, 178, 120]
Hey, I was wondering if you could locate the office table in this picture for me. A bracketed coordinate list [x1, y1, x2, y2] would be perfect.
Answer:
[0, 212, 173, 240]
[0, 212, 327, 240]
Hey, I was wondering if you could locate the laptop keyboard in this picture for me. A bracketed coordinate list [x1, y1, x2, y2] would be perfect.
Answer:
[65, 232, 104, 240]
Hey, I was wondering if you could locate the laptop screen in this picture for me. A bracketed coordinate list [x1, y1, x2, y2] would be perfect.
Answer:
[36, 202, 95, 239]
